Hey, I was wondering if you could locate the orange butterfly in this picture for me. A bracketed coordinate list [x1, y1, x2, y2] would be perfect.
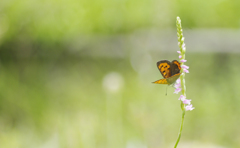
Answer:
[153, 60, 181, 85]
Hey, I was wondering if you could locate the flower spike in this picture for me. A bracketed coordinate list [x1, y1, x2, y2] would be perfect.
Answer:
[174, 16, 194, 148]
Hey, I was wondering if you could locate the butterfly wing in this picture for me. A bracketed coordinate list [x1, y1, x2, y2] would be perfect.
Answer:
[170, 60, 181, 75]
[157, 60, 172, 78]
[153, 60, 181, 85]
[152, 78, 168, 84]
[166, 73, 181, 85]
[165, 60, 181, 85]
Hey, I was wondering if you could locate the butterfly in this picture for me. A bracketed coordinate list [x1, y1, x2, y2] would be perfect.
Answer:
[152, 60, 181, 85]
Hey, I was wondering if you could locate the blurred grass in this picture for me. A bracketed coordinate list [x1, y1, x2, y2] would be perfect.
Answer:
[0, 0, 240, 147]
[1, 0, 240, 42]
[0, 53, 240, 147]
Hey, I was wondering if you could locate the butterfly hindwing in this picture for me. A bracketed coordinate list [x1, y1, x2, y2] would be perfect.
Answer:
[166, 73, 181, 84]
[153, 78, 168, 84]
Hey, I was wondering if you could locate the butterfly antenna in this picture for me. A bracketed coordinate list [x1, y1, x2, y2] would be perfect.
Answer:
[165, 86, 168, 96]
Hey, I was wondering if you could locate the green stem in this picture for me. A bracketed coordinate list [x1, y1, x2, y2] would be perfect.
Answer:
[174, 103, 185, 148]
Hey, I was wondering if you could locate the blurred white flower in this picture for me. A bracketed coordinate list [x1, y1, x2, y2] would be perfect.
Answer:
[102, 72, 124, 93]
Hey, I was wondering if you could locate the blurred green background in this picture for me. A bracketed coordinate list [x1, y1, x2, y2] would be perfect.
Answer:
[0, 0, 240, 148]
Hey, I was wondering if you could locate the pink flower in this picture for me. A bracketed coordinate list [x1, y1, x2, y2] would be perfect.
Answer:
[176, 79, 181, 84]
[179, 55, 182, 59]
[175, 83, 181, 89]
[174, 88, 181, 94]
[181, 64, 189, 73]
[177, 51, 181, 54]
[174, 79, 181, 88]
[185, 104, 194, 111]
[183, 69, 189, 73]
[181, 65, 189, 69]
[183, 99, 191, 105]
[182, 43, 186, 49]
[180, 59, 187, 63]
[178, 95, 185, 101]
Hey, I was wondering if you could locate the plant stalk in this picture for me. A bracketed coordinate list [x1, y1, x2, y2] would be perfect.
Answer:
[174, 102, 185, 148]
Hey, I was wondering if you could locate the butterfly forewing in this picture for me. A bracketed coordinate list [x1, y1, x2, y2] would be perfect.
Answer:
[157, 60, 172, 78]
[171, 60, 181, 75]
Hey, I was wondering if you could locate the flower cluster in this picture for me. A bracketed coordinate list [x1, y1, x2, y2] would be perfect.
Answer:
[174, 16, 194, 111]
[174, 16, 193, 148]
[174, 49, 194, 111]
[174, 56, 194, 111]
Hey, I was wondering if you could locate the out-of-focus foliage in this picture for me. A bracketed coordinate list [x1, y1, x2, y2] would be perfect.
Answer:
[1, 0, 240, 41]
[1, 0, 240, 60]
[1, 54, 240, 148]
[0, 0, 240, 148]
